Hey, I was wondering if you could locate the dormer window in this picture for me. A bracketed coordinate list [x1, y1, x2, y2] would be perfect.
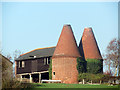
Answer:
[29, 55, 36, 58]
[33, 56, 36, 58]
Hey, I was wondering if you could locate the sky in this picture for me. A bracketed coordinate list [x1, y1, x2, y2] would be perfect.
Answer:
[1, 2, 118, 72]
[2, 2, 118, 55]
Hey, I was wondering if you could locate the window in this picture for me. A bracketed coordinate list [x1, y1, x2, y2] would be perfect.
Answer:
[44, 58, 47, 65]
[18, 61, 20, 68]
[22, 61, 25, 68]
[47, 58, 49, 64]
[53, 72, 55, 75]
[18, 61, 25, 68]
[48, 59, 50, 64]
[29, 55, 36, 58]
[44, 58, 49, 65]
[48, 57, 50, 64]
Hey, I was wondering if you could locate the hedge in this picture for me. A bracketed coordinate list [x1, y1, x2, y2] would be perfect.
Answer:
[48, 59, 52, 79]
[76, 57, 87, 74]
[86, 59, 103, 74]
[78, 73, 110, 83]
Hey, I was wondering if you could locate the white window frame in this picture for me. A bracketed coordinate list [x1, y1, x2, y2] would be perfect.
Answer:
[44, 58, 46, 65]
[53, 71, 55, 79]
[22, 61, 25, 68]
[47, 58, 49, 65]
[18, 61, 20, 68]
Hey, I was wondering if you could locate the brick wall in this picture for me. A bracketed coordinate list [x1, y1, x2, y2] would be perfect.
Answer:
[52, 57, 78, 84]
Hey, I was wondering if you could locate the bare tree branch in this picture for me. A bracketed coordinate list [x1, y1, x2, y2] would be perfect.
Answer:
[104, 38, 120, 76]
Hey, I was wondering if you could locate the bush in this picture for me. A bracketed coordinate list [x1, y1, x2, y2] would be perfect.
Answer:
[86, 59, 103, 74]
[76, 57, 87, 74]
[78, 73, 89, 82]
[78, 73, 110, 83]
[48, 59, 52, 79]
[2, 78, 33, 89]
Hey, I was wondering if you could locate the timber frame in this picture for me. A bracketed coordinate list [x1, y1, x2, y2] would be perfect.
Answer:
[18, 71, 49, 83]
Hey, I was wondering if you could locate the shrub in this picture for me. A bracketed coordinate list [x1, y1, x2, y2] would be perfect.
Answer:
[48, 59, 52, 79]
[76, 57, 87, 74]
[86, 59, 103, 74]
[2, 78, 33, 89]
[78, 73, 110, 83]
[78, 73, 89, 82]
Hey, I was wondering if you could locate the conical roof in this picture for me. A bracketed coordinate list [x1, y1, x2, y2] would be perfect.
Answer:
[53, 24, 80, 58]
[79, 27, 102, 59]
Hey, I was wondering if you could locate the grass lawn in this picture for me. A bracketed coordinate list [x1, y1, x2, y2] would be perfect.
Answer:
[32, 83, 119, 88]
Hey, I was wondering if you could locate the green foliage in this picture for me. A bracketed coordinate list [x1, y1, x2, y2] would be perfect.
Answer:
[2, 78, 33, 89]
[76, 57, 87, 73]
[33, 83, 118, 88]
[78, 73, 110, 83]
[2, 54, 33, 89]
[86, 59, 103, 74]
[48, 59, 52, 79]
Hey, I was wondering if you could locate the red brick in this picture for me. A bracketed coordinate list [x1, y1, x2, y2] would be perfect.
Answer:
[52, 25, 80, 84]
[52, 57, 78, 84]
[79, 27, 102, 59]
[52, 25, 80, 58]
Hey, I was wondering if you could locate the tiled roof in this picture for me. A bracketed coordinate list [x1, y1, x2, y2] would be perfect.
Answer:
[15, 46, 55, 60]
[0, 54, 13, 64]
[79, 27, 102, 59]
[52, 25, 80, 58]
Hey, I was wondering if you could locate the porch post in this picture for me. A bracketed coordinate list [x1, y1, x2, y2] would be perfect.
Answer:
[29, 74, 32, 83]
[20, 75, 22, 82]
[39, 73, 41, 83]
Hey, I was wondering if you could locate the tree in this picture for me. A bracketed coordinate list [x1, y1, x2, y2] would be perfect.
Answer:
[12, 50, 23, 77]
[13, 50, 22, 63]
[104, 38, 120, 76]
[1, 49, 23, 77]
[86, 59, 103, 74]
[6, 54, 12, 61]
[76, 57, 87, 74]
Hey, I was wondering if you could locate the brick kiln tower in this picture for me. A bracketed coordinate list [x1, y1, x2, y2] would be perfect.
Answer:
[79, 27, 102, 59]
[52, 24, 80, 84]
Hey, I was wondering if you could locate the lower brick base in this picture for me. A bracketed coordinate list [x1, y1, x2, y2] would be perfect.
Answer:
[52, 57, 78, 84]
